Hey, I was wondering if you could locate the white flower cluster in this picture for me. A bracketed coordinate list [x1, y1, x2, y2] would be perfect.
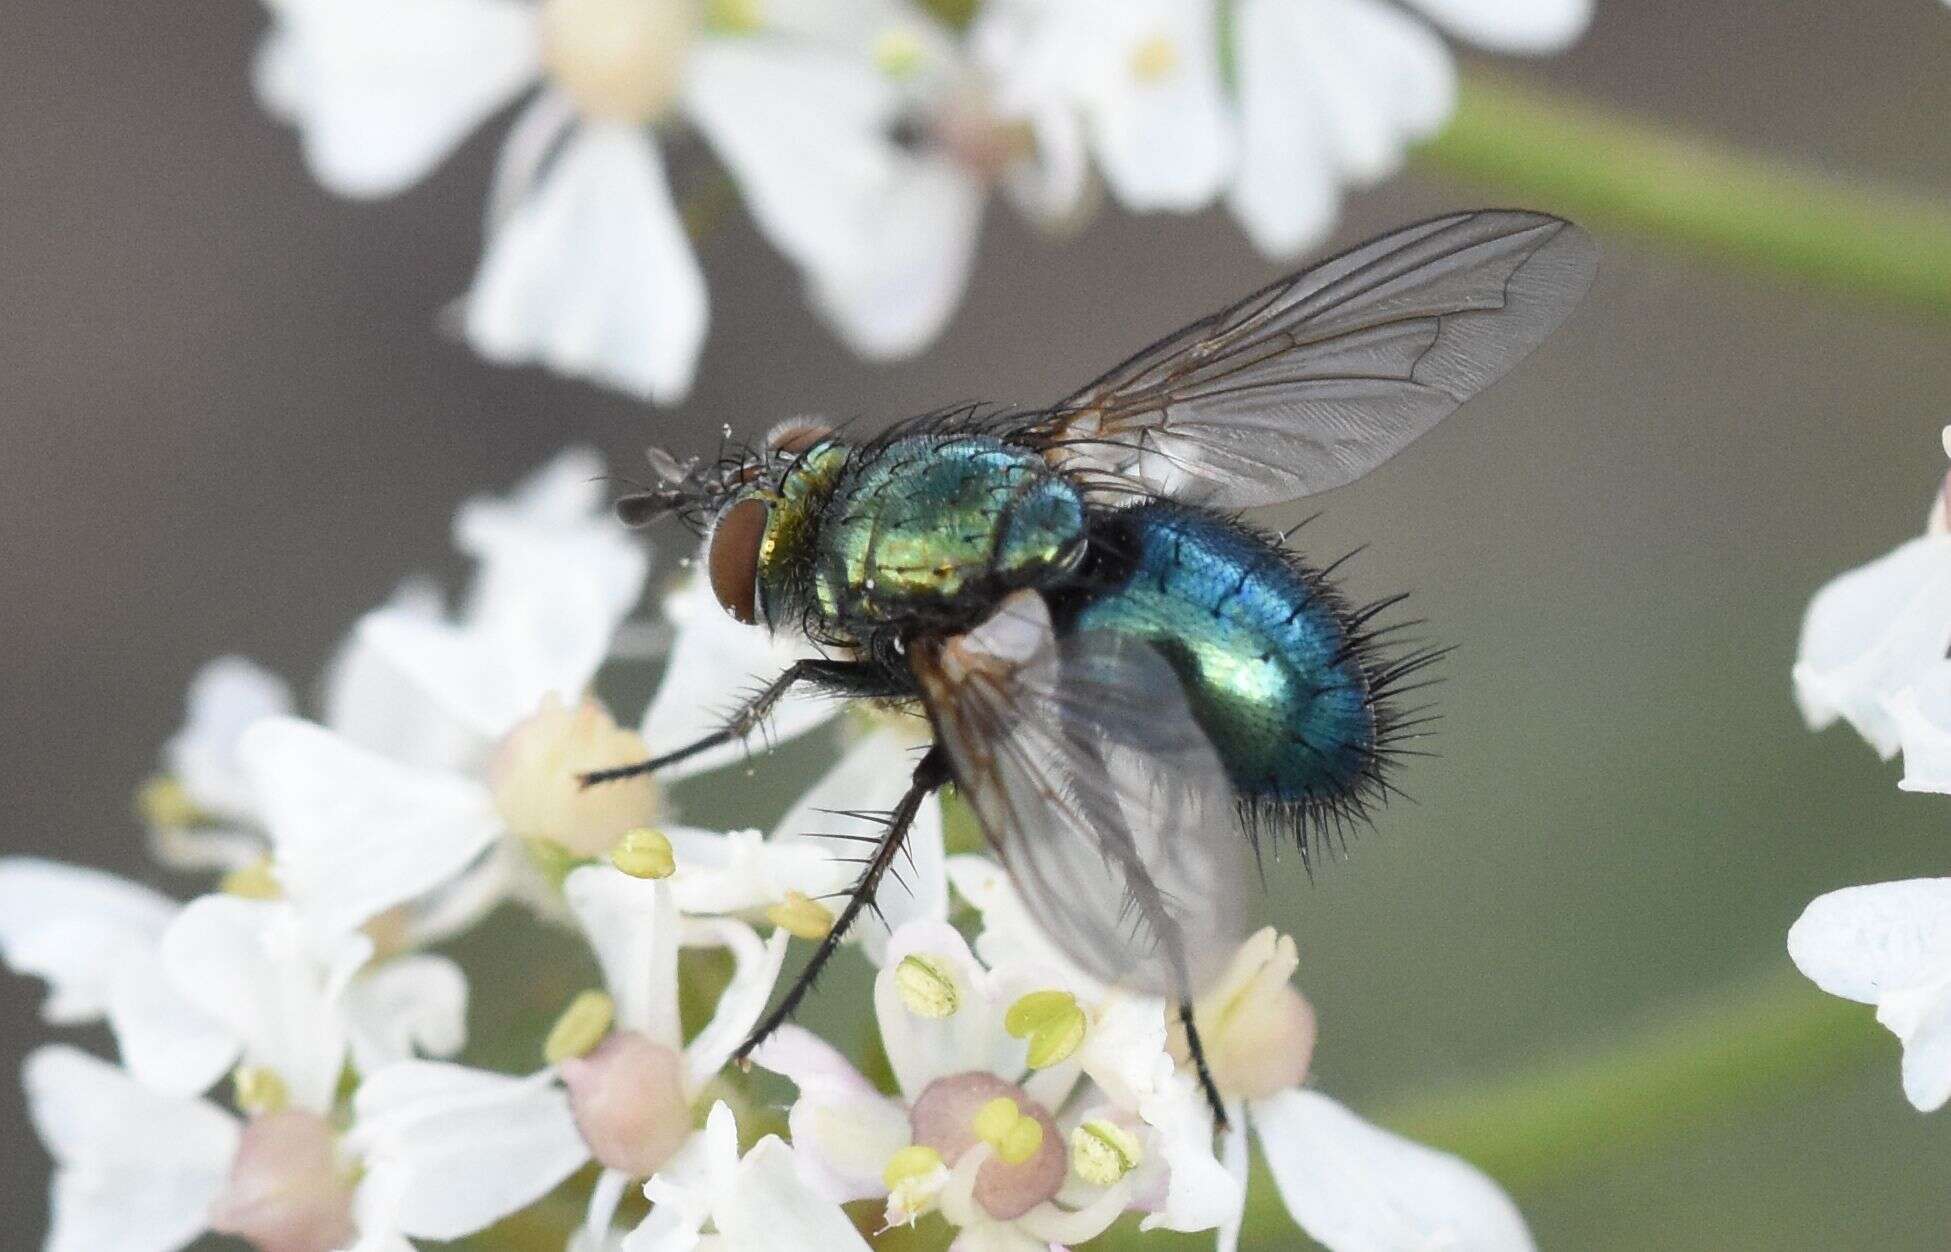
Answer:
[251, 0, 1588, 402]
[1789, 427, 1951, 1113]
[5, 450, 1533, 1251]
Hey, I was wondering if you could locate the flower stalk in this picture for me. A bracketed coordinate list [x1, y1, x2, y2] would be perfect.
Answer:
[1422, 70, 1951, 319]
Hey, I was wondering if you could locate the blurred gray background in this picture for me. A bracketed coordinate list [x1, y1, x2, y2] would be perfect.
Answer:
[5, 0, 1951, 1247]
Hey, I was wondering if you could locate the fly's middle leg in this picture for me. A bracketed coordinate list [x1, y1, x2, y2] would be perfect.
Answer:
[1177, 999, 1231, 1132]
[732, 744, 951, 1064]
[578, 657, 875, 787]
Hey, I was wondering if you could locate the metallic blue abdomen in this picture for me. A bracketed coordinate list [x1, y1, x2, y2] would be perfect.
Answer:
[1065, 503, 1374, 805]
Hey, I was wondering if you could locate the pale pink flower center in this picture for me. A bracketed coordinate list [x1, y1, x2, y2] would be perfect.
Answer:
[207, 1111, 356, 1252]
[489, 694, 660, 858]
[908, 1072, 1066, 1221]
[559, 1030, 692, 1176]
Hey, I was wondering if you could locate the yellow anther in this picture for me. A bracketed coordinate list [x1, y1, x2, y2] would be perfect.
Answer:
[974, 1095, 1019, 1144]
[544, 989, 615, 1065]
[233, 1065, 289, 1116]
[882, 1143, 945, 1191]
[135, 775, 201, 830]
[220, 859, 283, 901]
[873, 27, 927, 79]
[1070, 1119, 1143, 1185]
[1004, 989, 1086, 1069]
[767, 890, 835, 941]
[893, 954, 960, 1019]
[610, 827, 675, 879]
[1129, 32, 1178, 82]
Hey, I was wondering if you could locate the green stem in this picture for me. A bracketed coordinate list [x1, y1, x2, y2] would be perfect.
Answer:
[1421, 70, 1951, 318]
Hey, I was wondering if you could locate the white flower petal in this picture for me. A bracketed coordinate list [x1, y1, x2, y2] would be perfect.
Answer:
[947, 854, 1095, 990]
[257, 0, 539, 198]
[1252, 1089, 1534, 1252]
[0, 858, 177, 1024]
[1136, 1075, 1240, 1233]
[240, 717, 502, 939]
[679, 918, 790, 1091]
[1287, 0, 1456, 184]
[752, 1024, 910, 1202]
[324, 580, 483, 774]
[687, 33, 982, 358]
[465, 123, 707, 404]
[107, 952, 239, 1099]
[1875, 979, 1951, 1112]
[631, 1102, 741, 1252]
[162, 896, 369, 1114]
[1888, 665, 1951, 793]
[665, 827, 815, 916]
[166, 656, 294, 821]
[1227, 0, 1338, 257]
[352, 1061, 588, 1240]
[344, 955, 471, 1074]
[874, 921, 1021, 1097]
[1406, 0, 1591, 53]
[24, 1045, 240, 1252]
[807, 156, 984, 360]
[1788, 878, 1951, 1004]
[1216, 1102, 1250, 1252]
[566, 866, 682, 1046]
[642, 574, 840, 779]
[719, 1136, 873, 1251]
[1794, 535, 1951, 755]
[1079, 0, 1234, 212]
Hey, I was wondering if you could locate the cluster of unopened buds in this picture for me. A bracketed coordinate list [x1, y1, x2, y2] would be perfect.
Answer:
[3, 450, 1533, 1251]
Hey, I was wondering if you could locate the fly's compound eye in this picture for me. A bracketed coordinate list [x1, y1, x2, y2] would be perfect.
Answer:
[707, 496, 768, 625]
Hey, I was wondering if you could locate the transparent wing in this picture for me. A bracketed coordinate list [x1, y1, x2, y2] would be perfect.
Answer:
[1027, 210, 1596, 508]
[914, 590, 1252, 998]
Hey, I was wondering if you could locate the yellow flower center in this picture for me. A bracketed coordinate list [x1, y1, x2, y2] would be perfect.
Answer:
[973, 1096, 1045, 1166]
[1129, 32, 1179, 83]
[539, 0, 704, 124]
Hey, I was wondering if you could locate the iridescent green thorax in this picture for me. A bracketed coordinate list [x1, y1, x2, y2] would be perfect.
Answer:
[1064, 503, 1376, 806]
[808, 435, 1086, 632]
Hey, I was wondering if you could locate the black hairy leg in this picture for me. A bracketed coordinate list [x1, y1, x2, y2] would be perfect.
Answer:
[733, 745, 951, 1063]
[578, 658, 881, 787]
[1178, 999, 1230, 1131]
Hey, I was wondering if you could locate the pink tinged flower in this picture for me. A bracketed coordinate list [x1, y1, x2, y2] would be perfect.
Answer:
[345, 867, 787, 1244]
[1789, 879, 1951, 1112]
[909, 1073, 1067, 1220]
[208, 1111, 359, 1252]
[560, 1032, 694, 1176]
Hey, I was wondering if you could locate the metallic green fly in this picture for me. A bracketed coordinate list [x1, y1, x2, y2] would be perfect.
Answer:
[589, 210, 1596, 1121]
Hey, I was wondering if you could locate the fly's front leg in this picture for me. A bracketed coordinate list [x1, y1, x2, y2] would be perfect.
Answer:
[733, 745, 951, 1063]
[1177, 1000, 1230, 1132]
[579, 658, 876, 787]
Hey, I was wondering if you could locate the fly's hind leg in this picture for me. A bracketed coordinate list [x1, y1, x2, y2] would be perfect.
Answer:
[579, 658, 884, 787]
[1177, 999, 1231, 1131]
[733, 745, 951, 1063]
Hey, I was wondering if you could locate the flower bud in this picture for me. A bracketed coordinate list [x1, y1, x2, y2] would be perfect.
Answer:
[208, 1111, 356, 1252]
[559, 1030, 692, 1177]
[490, 695, 659, 859]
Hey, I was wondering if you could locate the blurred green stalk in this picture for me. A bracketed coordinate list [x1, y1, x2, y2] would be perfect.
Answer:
[1424, 71, 1951, 318]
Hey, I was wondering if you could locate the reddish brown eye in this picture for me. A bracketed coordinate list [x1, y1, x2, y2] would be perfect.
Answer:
[707, 497, 768, 625]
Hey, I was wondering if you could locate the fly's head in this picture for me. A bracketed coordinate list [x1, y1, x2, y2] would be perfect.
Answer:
[617, 419, 847, 633]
